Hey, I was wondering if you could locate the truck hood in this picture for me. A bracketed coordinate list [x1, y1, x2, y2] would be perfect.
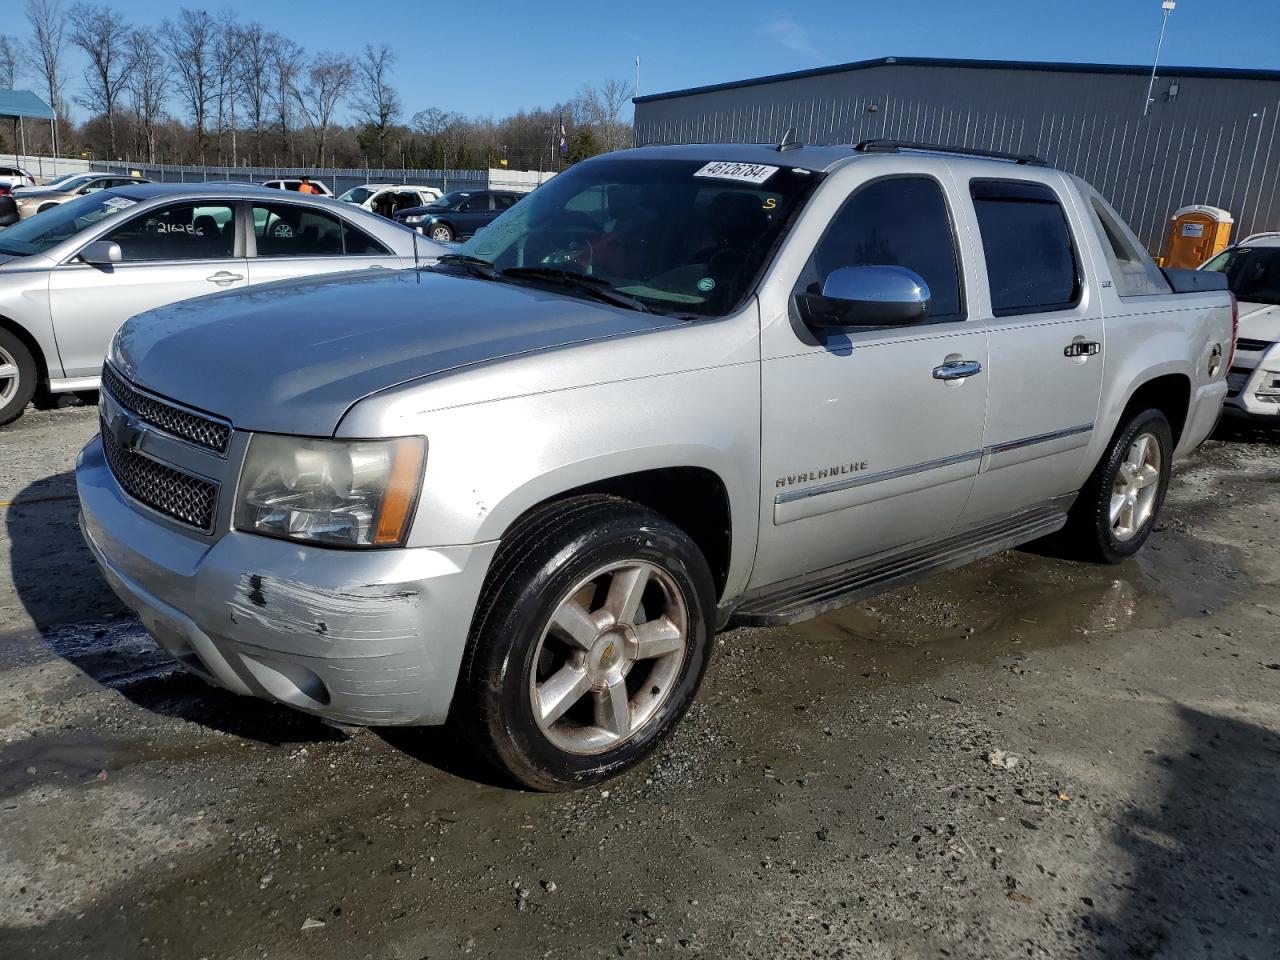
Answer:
[113, 268, 680, 436]
[1237, 301, 1280, 343]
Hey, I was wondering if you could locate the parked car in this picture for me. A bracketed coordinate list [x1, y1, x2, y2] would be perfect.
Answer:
[1200, 233, 1280, 422]
[337, 183, 443, 219]
[76, 141, 1232, 790]
[0, 165, 37, 191]
[0, 182, 443, 424]
[393, 188, 523, 241]
[13, 174, 151, 219]
[0, 194, 17, 228]
[261, 178, 334, 197]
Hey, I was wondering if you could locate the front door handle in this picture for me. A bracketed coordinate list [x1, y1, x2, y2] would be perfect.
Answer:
[207, 271, 243, 285]
[1064, 340, 1101, 358]
[933, 360, 983, 381]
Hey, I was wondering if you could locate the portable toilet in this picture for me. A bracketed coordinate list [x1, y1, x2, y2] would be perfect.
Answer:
[1164, 205, 1233, 268]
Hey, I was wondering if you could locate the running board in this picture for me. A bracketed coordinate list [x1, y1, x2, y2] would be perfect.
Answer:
[729, 501, 1071, 627]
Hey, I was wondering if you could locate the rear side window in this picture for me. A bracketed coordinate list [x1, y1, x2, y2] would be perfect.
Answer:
[796, 176, 964, 323]
[1085, 193, 1170, 297]
[971, 179, 1080, 316]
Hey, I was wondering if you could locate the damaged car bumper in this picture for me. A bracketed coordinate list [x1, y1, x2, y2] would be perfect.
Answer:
[76, 435, 498, 726]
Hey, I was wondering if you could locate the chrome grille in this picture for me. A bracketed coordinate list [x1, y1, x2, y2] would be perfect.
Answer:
[1235, 337, 1273, 353]
[101, 364, 231, 455]
[100, 418, 218, 530]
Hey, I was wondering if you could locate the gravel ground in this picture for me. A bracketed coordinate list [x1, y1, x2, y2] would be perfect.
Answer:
[1, 404, 1277, 959]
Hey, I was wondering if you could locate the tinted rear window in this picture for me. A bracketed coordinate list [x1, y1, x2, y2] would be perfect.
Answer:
[971, 179, 1080, 316]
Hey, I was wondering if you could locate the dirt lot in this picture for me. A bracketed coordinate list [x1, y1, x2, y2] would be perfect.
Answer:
[1, 403, 1277, 960]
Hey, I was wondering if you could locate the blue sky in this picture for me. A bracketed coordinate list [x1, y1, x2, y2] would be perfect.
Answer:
[27, 0, 1280, 122]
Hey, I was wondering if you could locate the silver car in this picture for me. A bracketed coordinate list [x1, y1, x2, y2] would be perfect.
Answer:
[0, 182, 441, 424]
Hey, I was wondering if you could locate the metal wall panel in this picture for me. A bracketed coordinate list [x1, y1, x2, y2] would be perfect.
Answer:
[635, 63, 1280, 253]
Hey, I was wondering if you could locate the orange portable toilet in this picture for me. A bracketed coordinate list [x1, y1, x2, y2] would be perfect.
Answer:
[1164, 204, 1233, 268]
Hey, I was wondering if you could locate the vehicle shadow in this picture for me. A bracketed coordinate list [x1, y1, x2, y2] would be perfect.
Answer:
[1211, 416, 1280, 446]
[5, 470, 342, 747]
[1083, 705, 1280, 955]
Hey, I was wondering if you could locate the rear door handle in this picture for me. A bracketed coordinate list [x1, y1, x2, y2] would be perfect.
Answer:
[933, 360, 983, 381]
[1064, 340, 1101, 358]
[207, 271, 243, 285]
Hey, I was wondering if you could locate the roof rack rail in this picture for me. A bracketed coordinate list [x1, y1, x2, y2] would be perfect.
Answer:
[853, 139, 1049, 166]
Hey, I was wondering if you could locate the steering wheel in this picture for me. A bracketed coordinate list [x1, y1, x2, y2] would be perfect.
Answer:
[537, 224, 597, 269]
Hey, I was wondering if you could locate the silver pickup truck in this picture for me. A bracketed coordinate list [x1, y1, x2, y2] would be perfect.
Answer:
[76, 140, 1234, 790]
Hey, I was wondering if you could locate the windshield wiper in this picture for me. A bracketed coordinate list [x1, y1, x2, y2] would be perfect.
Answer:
[501, 267, 652, 313]
[433, 253, 500, 280]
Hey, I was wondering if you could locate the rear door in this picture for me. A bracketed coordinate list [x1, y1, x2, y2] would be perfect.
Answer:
[955, 172, 1105, 526]
[48, 199, 246, 378]
[245, 199, 405, 285]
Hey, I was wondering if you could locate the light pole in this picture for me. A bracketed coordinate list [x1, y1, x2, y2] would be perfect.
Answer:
[1144, 0, 1177, 116]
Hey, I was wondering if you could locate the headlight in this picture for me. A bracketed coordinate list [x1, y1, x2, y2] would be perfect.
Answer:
[402, 214, 425, 224]
[234, 434, 426, 547]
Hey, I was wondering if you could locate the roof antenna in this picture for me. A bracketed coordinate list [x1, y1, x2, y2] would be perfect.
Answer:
[776, 128, 803, 152]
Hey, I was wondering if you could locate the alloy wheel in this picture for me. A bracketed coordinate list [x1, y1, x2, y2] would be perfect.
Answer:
[0, 343, 20, 404]
[529, 560, 689, 755]
[1110, 431, 1162, 541]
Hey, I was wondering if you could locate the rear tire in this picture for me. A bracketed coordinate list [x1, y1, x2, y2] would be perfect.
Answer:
[454, 495, 716, 791]
[1062, 408, 1173, 563]
[0, 328, 37, 426]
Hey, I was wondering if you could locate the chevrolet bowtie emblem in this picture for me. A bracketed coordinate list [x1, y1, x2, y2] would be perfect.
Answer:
[109, 408, 147, 451]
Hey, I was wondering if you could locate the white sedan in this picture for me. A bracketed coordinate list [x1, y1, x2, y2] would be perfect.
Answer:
[1201, 233, 1280, 423]
[337, 183, 442, 218]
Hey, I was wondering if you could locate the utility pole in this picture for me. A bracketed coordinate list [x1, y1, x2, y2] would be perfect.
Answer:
[635, 56, 641, 99]
[1144, 0, 1176, 116]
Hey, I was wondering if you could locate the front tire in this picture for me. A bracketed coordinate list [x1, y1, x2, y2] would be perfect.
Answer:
[428, 223, 454, 242]
[0, 328, 37, 426]
[1063, 408, 1173, 563]
[455, 495, 716, 791]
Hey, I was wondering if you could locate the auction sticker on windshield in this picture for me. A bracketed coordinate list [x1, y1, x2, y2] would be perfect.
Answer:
[693, 161, 778, 184]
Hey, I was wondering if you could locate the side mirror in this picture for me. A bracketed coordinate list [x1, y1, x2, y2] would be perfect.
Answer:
[799, 265, 931, 329]
[80, 240, 123, 265]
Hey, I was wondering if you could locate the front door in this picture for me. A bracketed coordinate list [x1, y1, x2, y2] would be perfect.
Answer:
[752, 173, 989, 589]
[955, 175, 1105, 526]
[48, 200, 246, 378]
[455, 192, 496, 237]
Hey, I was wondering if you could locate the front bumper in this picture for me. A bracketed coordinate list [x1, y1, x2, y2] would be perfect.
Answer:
[77, 436, 499, 726]
[1224, 348, 1280, 421]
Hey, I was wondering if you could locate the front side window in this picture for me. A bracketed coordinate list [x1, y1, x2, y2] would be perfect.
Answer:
[1202, 246, 1280, 306]
[102, 201, 235, 262]
[971, 179, 1080, 316]
[794, 176, 964, 323]
[456, 157, 821, 318]
[459, 193, 491, 213]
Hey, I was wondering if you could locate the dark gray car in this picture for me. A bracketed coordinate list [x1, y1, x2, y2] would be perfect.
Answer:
[394, 189, 523, 241]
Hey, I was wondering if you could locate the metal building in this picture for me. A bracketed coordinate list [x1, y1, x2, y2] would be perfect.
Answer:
[633, 57, 1280, 252]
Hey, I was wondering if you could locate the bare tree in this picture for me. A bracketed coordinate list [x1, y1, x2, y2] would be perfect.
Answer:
[576, 78, 631, 152]
[127, 27, 169, 163]
[293, 52, 354, 166]
[160, 9, 216, 163]
[68, 4, 135, 158]
[269, 36, 305, 164]
[0, 34, 21, 89]
[211, 12, 242, 164]
[25, 0, 67, 130]
[355, 43, 400, 167]
[236, 23, 276, 165]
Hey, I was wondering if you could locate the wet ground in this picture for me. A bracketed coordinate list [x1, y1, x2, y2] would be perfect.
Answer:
[1, 404, 1278, 959]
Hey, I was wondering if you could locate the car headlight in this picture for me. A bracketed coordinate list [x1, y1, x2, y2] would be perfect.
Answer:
[402, 214, 425, 224]
[234, 434, 426, 547]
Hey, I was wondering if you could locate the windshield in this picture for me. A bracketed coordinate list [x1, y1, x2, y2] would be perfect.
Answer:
[31, 173, 95, 192]
[454, 157, 820, 317]
[427, 190, 475, 210]
[1203, 246, 1280, 306]
[339, 186, 375, 204]
[0, 191, 140, 257]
